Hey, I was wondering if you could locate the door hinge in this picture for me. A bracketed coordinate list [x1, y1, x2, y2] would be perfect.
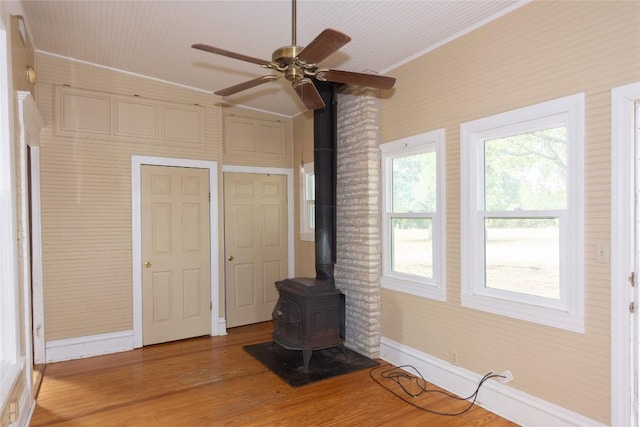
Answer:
[630, 271, 636, 287]
[209, 192, 211, 202]
[210, 301, 212, 311]
[630, 302, 636, 313]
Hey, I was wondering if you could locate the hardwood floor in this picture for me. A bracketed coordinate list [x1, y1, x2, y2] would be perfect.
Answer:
[31, 322, 517, 426]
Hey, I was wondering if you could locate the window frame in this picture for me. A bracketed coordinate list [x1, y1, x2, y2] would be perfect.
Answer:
[460, 93, 585, 332]
[380, 129, 446, 301]
[0, 21, 22, 406]
[299, 161, 315, 242]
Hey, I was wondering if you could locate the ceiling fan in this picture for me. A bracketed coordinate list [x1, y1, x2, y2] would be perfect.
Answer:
[191, 0, 396, 110]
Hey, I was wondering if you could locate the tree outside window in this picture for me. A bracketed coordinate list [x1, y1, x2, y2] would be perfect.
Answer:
[461, 93, 585, 332]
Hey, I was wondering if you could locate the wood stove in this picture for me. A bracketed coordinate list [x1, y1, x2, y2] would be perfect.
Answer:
[272, 81, 345, 371]
[272, 278, 342, 371]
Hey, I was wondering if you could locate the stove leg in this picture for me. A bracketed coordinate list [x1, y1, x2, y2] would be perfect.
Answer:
[302, 349, 313, 372]
[338, 344, 349, 362]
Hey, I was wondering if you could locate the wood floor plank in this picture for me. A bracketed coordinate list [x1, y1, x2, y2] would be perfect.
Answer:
[31, 322, 517, 426]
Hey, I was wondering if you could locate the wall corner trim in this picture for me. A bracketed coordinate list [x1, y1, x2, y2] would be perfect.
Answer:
[379, 337, 606, 427]
[45, 330, 134, 363]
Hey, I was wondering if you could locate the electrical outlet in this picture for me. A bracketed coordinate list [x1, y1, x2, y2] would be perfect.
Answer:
[449, 349, 460, 366]
[498, 369, 514, 384]
[8, 400, 18, 423]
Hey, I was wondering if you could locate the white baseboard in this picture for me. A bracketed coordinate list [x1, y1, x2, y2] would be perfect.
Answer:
[217, 318, 227, 335]
[380, 337, 605, 427]
[14, 375, 35, 427]
[45, 330, 134, 363]
[46, 323, 229, 364]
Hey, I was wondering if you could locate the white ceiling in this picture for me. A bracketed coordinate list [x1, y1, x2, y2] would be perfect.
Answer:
[16, 0, 526, 117]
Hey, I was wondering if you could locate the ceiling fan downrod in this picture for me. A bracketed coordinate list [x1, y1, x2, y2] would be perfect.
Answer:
[292, 0, 297, 46]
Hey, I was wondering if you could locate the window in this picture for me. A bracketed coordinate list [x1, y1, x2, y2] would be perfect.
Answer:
[300, 162, 315, 241]
[460, 93, 584, 332]
[380, 129, 446, 300]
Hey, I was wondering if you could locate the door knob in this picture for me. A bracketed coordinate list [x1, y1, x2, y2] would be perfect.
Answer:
[144, 261, 151, 268]
[227, 255, 234, 261]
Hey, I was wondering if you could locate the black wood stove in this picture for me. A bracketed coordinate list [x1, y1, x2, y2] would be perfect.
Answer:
[272, 81, 345, 371]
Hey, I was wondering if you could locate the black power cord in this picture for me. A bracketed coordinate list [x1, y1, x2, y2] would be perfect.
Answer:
[369, 363, 505, 416]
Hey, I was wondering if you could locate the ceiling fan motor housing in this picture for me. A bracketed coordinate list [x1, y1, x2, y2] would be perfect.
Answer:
[272, 45, 314, 83]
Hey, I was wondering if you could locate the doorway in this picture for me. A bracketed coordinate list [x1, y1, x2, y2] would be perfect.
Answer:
[140, 165, 211, 345]
[131, 156, 219, 348]
[611, 81, 640, 426]
[224, 172, 288, 327]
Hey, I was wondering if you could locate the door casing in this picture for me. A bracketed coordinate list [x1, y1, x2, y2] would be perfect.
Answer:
[611, 81, 640, 426]
[132, 155, 219, 348]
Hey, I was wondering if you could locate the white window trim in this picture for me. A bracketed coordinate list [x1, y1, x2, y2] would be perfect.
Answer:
[380, 129, 446, 301]
[460, 93, 585, 333]
[299, 161, 314, 242]
[0, 21, 23, 406]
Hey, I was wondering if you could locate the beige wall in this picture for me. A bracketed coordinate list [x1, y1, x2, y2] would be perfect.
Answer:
[292, 111, 315, 277]
[36, 52, 223, 340]
[379, 1, 639, 423]
[34, 53, 294, 341]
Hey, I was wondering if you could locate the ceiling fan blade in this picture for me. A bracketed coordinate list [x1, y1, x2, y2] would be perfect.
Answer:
[293, 79, 325, 110]
[192, 43, 272, 67]
[317, 69, 396, 90]
[215, 75, 279, 97]
[296, 29, 351, 65]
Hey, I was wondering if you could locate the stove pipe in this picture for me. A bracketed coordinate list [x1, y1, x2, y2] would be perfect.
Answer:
[313, 81, 337, 286]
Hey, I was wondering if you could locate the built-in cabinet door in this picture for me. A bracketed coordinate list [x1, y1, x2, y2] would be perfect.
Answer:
[224, 172, 287, 328]
[141, 165, 211, 345]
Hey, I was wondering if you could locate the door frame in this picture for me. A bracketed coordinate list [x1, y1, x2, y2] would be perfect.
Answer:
[611, 81, 640, 426]
[16, 92, 45, 372]
[222, 164, 295, 278]
[28, 145, 45, 364]
[132, 156, 219, 348]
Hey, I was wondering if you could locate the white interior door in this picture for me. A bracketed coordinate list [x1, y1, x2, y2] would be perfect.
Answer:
[224, 172, 288, 328]
[141, 165, 211, 345]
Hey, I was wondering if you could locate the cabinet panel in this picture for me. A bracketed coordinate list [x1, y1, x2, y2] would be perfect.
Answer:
[224, 115, 285, 156]
[257, 122, 285, 154]
[58, 89, 110, 135]
[115, 98, 158, 139]
[225, 117, 256, 152]
[54, 86, 204, 146]
[162, 105, 203, 144]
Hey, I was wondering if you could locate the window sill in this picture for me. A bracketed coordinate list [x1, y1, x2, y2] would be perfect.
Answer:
[300, 231, 314, 242]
